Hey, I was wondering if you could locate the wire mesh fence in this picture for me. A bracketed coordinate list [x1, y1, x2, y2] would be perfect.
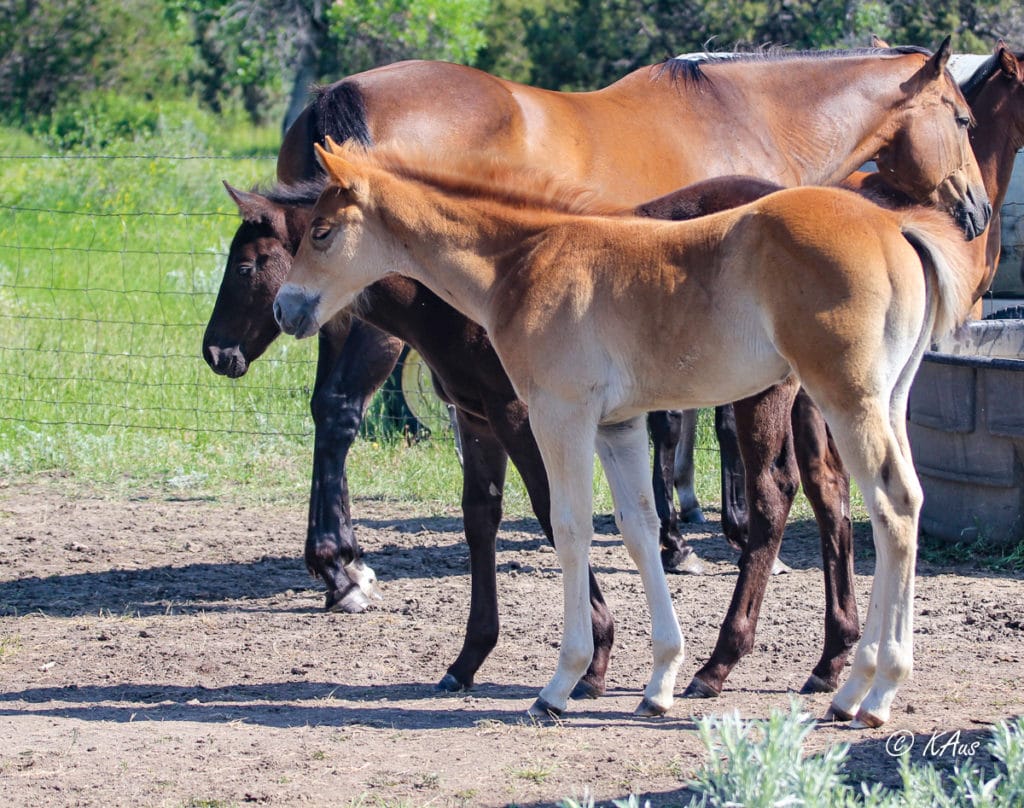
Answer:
[0, 154, 462, 461]
[1, 152, 1023, 479]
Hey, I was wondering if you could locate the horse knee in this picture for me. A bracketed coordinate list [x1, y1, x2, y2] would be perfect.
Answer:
[311, 393, 362, 445]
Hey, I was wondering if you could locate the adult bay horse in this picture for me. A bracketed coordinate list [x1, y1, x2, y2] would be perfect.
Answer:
[275, 141, 979, 727]
[204, 42, 989, 694]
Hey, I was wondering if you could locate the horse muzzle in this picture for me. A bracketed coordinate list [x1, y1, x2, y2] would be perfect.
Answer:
[953, 195, 992, 242]
[203, 343, 249, 378]
[274, 285, 322, 339]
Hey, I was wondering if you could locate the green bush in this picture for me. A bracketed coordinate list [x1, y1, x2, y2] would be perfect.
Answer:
[576, 702, 1024, 808]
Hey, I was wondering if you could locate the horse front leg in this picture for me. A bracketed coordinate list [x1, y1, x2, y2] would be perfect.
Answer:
[791, 389, 860, 694]
[598, 416, 684, 716]
[685, 378, 799, 698]
[306, 319, 403, 612]
[437, 409, 507, 692]
[527, 402, 604, 718]
[647, 411, 704, 575]
[487, 396, 614, 700]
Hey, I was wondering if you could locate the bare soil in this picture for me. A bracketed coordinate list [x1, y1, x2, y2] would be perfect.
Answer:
[1, 482, 1022, 807]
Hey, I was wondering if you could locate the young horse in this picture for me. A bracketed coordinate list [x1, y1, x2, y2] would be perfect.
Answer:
[654, 44, 1024, 698]
[275, 143, 977, 727]
[204, 42, 990, 697]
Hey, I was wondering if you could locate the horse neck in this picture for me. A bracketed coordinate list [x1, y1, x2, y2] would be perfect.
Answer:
[369, 172, 537, 329]
[633, 56, 927, 185]
[969, 85, 1024, 212]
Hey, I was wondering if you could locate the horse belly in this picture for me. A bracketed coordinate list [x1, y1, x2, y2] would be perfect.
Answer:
[600, 328, 791, 421]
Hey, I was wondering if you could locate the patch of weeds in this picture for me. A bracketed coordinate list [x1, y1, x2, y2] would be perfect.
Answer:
[474, 717, 508, 733]
[366, 771, 401, 789]
[414, 771, 440, 790]
[311, 749, 326, 761]
[183, 800, 237, 808]
[919, 532, 1024, 573]
[452, 788, 478, 806]
[0, 633, 22, 662]
[511, 760, 555, 784]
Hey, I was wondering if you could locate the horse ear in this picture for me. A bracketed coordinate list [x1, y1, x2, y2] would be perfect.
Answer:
[223, 181, 284, 230]
[924, 36, 953, 78]
[996, 43, 1022, 81]
[314, 141, 360, 191]
[870, 34, 890, 48]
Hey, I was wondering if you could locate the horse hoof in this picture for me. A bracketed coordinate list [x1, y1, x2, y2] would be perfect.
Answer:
[682, 677, 720, 699]
[662, 547, 705, 576]
[824, 703, 855, 722]
[570, 679, 603, 700]
[679, 506, 707, 525]
[634, 697, 669, 717]
[771, 557, 791, 575]
[800, 674, 836, 694]
[326, 585, 371, 614]
[528, 697, 563, 720]
[436, 673, 469, 693]
[852, 708, 886, 729]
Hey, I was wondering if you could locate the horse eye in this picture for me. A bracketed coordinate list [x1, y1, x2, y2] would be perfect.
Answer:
[310, 222, 332, 242]
[237, 263, 255, 277]
[956, 115, 971, 129]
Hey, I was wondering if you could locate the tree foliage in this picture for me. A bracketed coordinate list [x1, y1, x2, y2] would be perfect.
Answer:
[2, 0, 1023, 133]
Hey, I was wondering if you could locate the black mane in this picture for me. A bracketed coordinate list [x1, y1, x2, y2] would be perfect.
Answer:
[657, 45, 933, 87]
[260, 177, 328, 208]
[959, 53, 1002, 100]
[311, 81, 374, 155]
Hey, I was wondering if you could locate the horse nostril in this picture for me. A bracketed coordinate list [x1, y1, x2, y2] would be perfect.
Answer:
[272, 299, 285, 328]
[204, 344, 221, 369]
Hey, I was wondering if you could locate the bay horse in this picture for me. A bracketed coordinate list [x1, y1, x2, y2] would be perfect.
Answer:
[204, 43, 990, 696]
[655, 43, 1024, 696]
[275, 140, 979, 727]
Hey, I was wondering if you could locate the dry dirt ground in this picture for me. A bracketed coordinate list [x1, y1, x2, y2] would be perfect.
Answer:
[1, 482, 1023, 807]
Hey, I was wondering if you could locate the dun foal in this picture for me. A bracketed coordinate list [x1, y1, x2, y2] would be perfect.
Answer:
[275, 143, 978, 727]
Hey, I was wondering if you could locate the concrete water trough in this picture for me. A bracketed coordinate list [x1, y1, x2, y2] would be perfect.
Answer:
[909, 318, 1024, 544]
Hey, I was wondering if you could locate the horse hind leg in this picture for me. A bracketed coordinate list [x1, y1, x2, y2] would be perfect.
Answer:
[686, 379, 799, 698]
[821, 401, 921, 728]
[791, 390, 860, 694]
[598, 416, 685, 716]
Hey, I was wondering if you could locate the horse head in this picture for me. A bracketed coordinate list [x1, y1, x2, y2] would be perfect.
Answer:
[875, 37, 992, 239]
[202, 183, 311, 377]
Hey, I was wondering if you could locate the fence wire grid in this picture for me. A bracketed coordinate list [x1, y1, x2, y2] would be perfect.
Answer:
[1, 153, 1023, 461]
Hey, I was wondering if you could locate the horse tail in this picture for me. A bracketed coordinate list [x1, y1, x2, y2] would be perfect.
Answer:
[311, 81, 373, 154]
[898, 209, 976, 339]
